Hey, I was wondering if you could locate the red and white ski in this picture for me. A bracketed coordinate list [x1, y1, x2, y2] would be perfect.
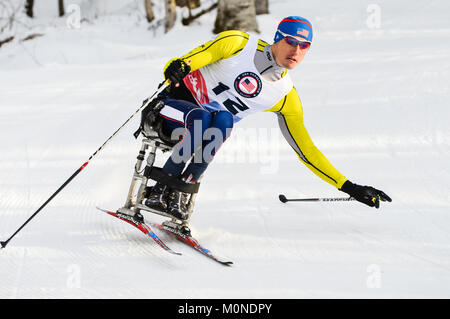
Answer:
[150, 222, 233, 266]
[97, 207, 181, 255]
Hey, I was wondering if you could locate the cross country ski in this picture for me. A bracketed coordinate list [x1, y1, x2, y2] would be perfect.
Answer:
[150, 221, 233, 266]
[97, 207, 181, 255]
[98, 207, 232, 266]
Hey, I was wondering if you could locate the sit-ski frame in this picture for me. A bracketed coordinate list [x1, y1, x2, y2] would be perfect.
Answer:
[118, 134, 199, 228]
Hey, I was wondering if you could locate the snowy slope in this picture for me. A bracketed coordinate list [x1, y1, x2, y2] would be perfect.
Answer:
[1, 0, 450, 298]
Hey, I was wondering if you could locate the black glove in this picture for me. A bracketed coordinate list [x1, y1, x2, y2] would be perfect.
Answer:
[164, 59, 191, 86]
[340, 180, 392, 209]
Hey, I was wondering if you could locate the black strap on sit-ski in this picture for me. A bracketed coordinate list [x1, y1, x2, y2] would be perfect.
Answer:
[146, 167, 200, 194]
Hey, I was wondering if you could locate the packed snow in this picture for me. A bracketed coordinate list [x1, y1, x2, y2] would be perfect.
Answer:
[1, 0, 450, 298]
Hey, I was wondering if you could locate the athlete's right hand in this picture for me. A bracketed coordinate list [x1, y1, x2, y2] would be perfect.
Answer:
[164, 59, 191, 87]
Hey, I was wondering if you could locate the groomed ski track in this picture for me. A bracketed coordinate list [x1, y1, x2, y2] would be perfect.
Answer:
[1, 0, 450, 298]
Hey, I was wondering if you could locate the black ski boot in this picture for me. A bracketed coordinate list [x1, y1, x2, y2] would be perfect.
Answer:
[166, 189, 190, 221]
[144, 182, 169, 212]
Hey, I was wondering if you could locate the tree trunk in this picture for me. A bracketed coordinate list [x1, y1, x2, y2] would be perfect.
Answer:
[165, 0, 177, 33]
[25, 0, 34, 18]
[144, 0, 155, 23]
[214, 0, 259, 34]
[175, 0, 185, 6]
[188, 0, 201, 9]
[58, 0, 65, 17]
[176, 0, 200, 9]
[255, 0, 269, 15]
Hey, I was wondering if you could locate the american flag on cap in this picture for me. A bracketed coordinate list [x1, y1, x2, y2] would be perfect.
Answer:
[274, 16, 313, 43]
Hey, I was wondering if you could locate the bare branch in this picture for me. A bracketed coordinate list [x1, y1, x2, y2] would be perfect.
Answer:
[182, 1, 217, 26]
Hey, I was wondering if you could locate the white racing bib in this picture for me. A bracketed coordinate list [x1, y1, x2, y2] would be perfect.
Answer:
[183, 34, 293, 122]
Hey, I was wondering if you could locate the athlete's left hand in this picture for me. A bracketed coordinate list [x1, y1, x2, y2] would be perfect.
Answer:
[164, 59, 191, 87]
[340, 180, 392, 208]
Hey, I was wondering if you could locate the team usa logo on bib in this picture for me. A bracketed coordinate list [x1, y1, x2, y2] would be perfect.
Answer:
[234, 72, 262, 98]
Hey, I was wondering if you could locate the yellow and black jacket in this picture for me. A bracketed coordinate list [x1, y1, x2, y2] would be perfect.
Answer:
[163, 30, 347, 189]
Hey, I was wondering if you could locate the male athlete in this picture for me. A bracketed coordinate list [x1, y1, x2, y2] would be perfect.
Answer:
[143, 16, 392, 222]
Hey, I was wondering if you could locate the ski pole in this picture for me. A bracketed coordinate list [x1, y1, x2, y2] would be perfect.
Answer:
[0, 80, 169, 249]
[279, 194, 355, 203]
